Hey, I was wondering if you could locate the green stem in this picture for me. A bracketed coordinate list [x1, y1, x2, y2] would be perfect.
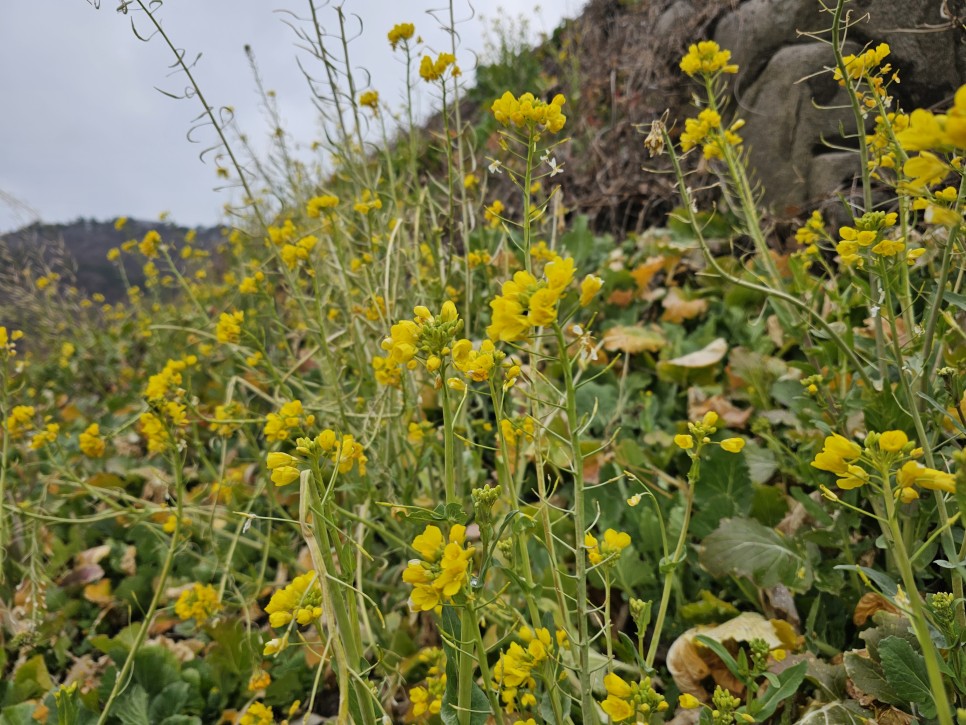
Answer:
[554, 323, 597, 725]
[98, 451, 185, 725]
[646, 452, 697, 669]
[879, 465, 954, 725]
[441, 372, 457, 505]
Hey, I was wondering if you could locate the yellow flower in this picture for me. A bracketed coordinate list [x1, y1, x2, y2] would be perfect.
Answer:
[903, 152, 948, 190]
[579, 275, 603, 306]
[897, 461, 956, 493]
[174, 583, 221, 621]
[419, 52, 456, 82]
[586, 529, 631, 566]
[306, 194, 338, 217]
[139, 230, 161, 258]
[388, 22, 415, 50]
[679, 693, 701, 709]
[5, 405, 36, 440]
[674, 434, 694, 450]
[359, 90, 379, 110]
[239, 702, 273, 725]
[403, 524, 475, 611]
[247, 670, 271, 691]
[878, 429, 909, 452]
[490, 91, 567, 133]
[720, 437, 745, 453]
[836, 464, 869, 490]
[484, 199, 505, 228]
[79, 423, 106, 458]
[680, 40, 738, 77]
[811, 433, 861, 474]
[265, 571, 323, 628]
[215, 310, 244, 344]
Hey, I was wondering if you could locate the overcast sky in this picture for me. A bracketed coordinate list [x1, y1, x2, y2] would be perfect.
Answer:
[0, 1, 577, 233]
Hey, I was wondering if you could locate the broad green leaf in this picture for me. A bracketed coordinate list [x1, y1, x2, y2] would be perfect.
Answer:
[843, 653, 901, 705]
[10, 655, 53, 704]
[692, 446, 753, 538]
[113, 685, 150, 725]
[795, 701, 871, 725]
[0, 703, 38, 725]
[700, 517, 811, 589]
[878, 636, 936, 718]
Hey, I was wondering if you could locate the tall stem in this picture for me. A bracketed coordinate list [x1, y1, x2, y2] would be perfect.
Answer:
[554, 324, 597, 724]
[646, 453, 697, 669]
[879, 467, 954, 725]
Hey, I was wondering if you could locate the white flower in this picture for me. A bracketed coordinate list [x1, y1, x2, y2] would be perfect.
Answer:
[547, 156, 563, 176]
[488, 159, 503, 175]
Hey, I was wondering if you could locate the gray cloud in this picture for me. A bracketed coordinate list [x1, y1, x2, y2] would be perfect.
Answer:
[0, 0, 577, 233]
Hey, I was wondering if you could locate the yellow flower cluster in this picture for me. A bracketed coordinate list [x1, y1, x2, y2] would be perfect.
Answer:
[585, 528, 631, 567]
[794, 210, 826, 248]
[263, 400, 314, 442]
[491, 627, 562, 713]
[898, 84, 966, 151]
[239, 702, 273, 725]
[408, 647, 446, 721]
[812, 430, 955, 502]
[419, 52, 457, 82]
[836, 211, 910, 265]
[139, 229, 161, 259]
[353, 190, 383, 214]
[490, 92, 567, 134]
[0, 327, 23, 359]
[174, 583, 222, 621]
[264, 571, 322, 627]
[388, 22, 415, 50]
[30, 422, 60, 450]
[672, 411, 743, 453]
[680, 108, 744, 160]
[5, 405, 35, 440]
[402, 524, 475, 611]
[833, 42, 897, 108]
[359, 90, 379, 110]
[600, 672, 669, 721]
[487, 256, 576, 342]
[144, 355, 198, 402]
[140, 401, 188, 454]
[380, 301, 463, 372]
[215, 310, 244, 344]
[679, 40, 738, 77]
[79, 423, 106, 458]
[484, 199, 505, 228]
[305, 194, 338, 217]
[266, 429, 367, 486]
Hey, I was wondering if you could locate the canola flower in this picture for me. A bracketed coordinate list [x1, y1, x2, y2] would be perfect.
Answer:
[380, 301, 463, 372]
[599, 672, 669, 721]
[264, 570, 323, 628]
[679, 40, 738, 77]
[419, 52, 457, 82]
[78, 423, 106, 458]
[263, 400, 315, 442]
[174, 583, 221, 621]
[402, 524, 475, 611]
[487, 256, 576, 342]
[266, 428, 367, 486]
[491, 91, 567, 134]
[491, 626, 566, 714]
[408, 647, 446, 721]
[387, 22, 415, 50]
[215, 310, 244, 344]
[585, 528, 631, 567]
[811, 430, 955, 502]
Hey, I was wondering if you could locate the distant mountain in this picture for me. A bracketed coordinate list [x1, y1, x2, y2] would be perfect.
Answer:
[0, 217, 225, 302]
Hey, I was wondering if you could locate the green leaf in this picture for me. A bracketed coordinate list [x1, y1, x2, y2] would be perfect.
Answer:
[700, 517, 811, 589]
[149, 682, 191, 721]
[795, 701, 871, 725]
[113, 685, 151, 725]
[694, 635, 742, 679]
[878, 636, 936, 718]
[843, 653, 901, 705]
[10, 655, 53, 704]
[692, 447, 753, 538]
[747, 660, 807, 721]
[0, 703, 39, 725]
